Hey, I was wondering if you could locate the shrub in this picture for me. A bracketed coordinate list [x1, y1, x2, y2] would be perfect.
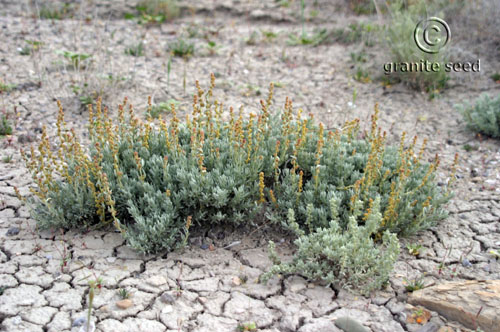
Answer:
[348, 0, 376, 15]
[383, 1, 450, 92]
[136, 0, 180, 23]
[0, 82, 16, 93]
[330, 22, 373, 45]
[55, 50, 92, 69]
[37, 3, 74, 20]
[0, 114, 13, 136]
[148, 99, 180, 119]
[168, 38, 194, 58]
[457, 93, 500, 138]
[267, 109, 450, 237]
[262, 196, 400, 295]
[22, 77, 274, 253]
[20, 76, 451, 294]
[125, 42, 145, 57]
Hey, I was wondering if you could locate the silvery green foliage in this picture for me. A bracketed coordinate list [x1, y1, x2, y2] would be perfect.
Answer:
[262, 196, 400, 295]
[269, 134, 449, 238]
[458, 93, 500, 138]
[25, 81, 450, 292]
[91, 122, 269, 253]
[384, 0, 449, 91]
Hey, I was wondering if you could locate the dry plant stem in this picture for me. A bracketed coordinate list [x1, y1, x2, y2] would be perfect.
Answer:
[53, 229, 70, 273]
[371, 0, 383, 24]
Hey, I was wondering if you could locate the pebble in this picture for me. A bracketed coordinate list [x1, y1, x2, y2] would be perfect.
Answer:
[160, 292, 176, 304]
[437, 327, 453, 332]
[116, 299, 133, 309]
[232, 276, 242, 286]
[334, 316, 369, 332]
[200, 243, 209, 250]
[222, 241, 240, 249]
[189, 236, 203, 246]
[72, 317, 87, 327]
[11, 316, 22, 325]
[461, 258, 472, 267]
[79, 321, 95, 332]
[6, 227, 20, 236]
[387, 299, 405, 315]
[372, 296, 390, 305]
[416, 322, 440, 332]
[17, 133, 35, 143]
[470, 168, 479, 177]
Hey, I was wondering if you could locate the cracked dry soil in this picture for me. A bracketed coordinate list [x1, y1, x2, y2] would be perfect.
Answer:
[1, 0, 500, 331]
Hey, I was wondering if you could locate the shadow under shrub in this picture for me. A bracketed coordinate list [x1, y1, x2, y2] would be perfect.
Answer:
[20, 76, 452, 294]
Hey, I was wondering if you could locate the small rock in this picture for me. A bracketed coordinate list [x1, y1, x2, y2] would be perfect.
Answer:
[409, 280, 500, 331]
[416, 322, 439, 332]
[79, 321, 95, 332]
[6, 227, 20, 236]
[223, 241, 241, 249]
[461, 258, 472, 267]
[386, 299, 405, 315]
[287, 276, 307, 293]
[209, 244, 215, 251]
[160, 292, 176, 304]
[11, 316, 22, 325]
[161, 305, 174, 314]
[470, 168, 479, 177]
[116, 299, 133, 309]
[201, 243, 209, 250]
[372, 296, 390, 305]
[189, 236, 203, 246]
[436, 327, 453, 332]
[17, 133, 35, 144]
[106, 257, 116, 263]
[334, 317, 369, 332]
[146, 275, 167, 287]
[232, 276, 242, 286]
[72, 317, 87, 327]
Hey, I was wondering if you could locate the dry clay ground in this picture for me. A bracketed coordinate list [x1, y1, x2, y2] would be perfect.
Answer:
[0, 0, 500, 331]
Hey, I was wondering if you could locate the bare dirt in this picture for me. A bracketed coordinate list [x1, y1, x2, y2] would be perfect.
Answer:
[0, 1, 499, 331]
